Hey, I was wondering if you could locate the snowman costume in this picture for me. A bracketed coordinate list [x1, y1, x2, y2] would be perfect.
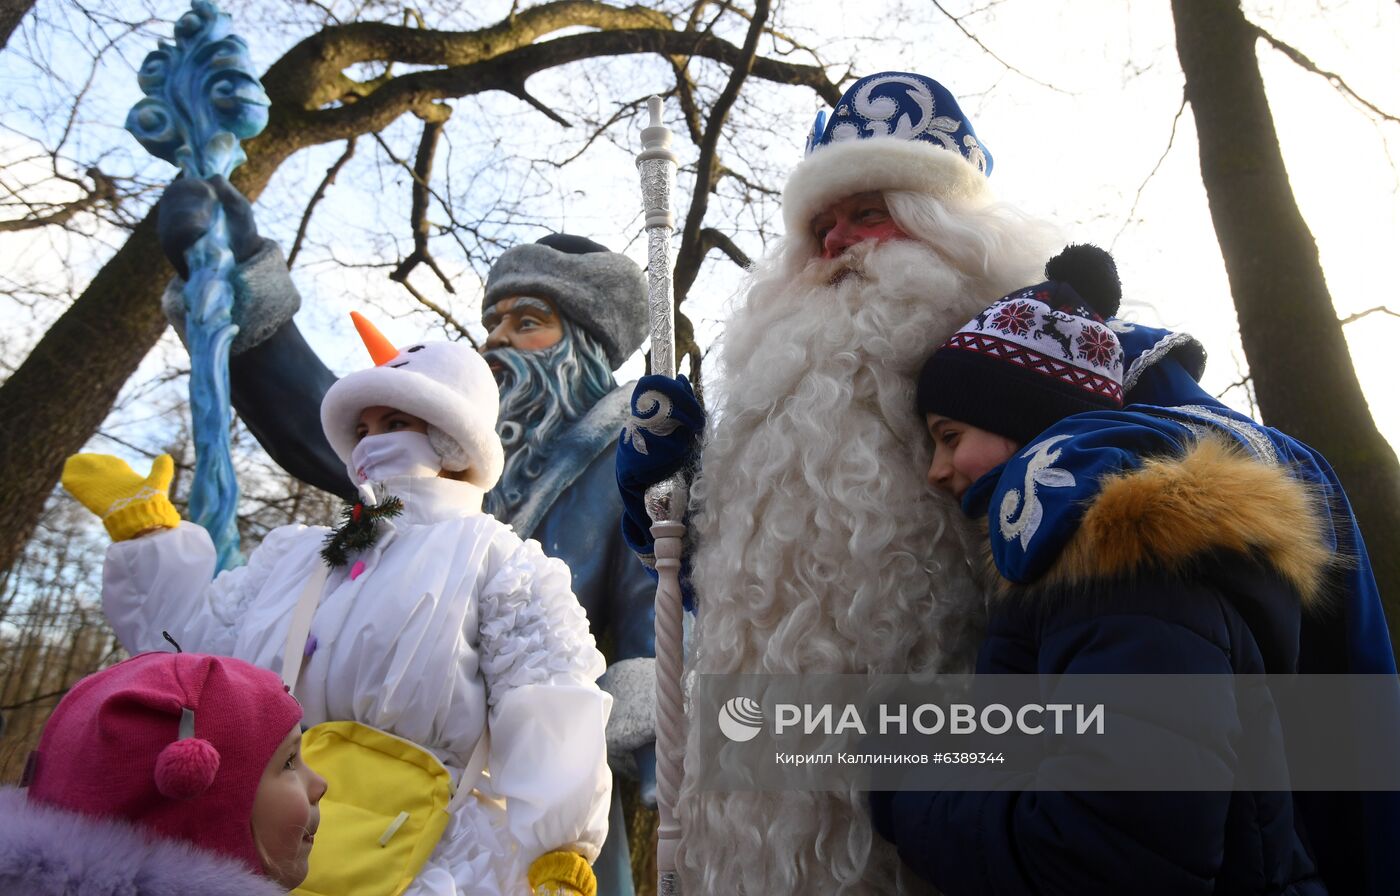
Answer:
[99, 328, 612, 896]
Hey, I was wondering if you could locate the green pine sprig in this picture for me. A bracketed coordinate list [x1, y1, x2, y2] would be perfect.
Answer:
[320, 495, 404, 567]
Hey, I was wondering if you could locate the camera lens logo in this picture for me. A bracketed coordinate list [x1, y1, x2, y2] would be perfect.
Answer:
[718, 696, 764, 742]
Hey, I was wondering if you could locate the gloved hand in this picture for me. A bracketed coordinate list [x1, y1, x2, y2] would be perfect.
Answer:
[157, 175, 303, 356]
[157, 175, 262, 280]
[61, 454, 181, 541]
[616, 374, 704, 565]
[527, 850, 596, 896]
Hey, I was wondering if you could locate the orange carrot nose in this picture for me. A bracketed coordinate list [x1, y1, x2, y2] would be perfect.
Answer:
[350, 311, 398, 366]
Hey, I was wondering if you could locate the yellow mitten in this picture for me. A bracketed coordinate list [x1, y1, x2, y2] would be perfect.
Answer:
[527, 850, 596, 896]
[61, 454, 180, 541]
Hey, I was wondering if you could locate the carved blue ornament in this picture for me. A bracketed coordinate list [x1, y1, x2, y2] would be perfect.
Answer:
[125, 1, 267, 572]
[803, 71, 992, 176]
[126, 1, 269, 177]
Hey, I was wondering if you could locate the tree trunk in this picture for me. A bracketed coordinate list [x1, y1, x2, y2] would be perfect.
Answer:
[0, 214, 169, 580]
[1172, 0, 1400, 648]
[0, 0, 36, 49]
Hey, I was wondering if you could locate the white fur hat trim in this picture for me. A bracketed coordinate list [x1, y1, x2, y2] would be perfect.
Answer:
[782, 137, 993, 252]
[321, 341, 504, 490]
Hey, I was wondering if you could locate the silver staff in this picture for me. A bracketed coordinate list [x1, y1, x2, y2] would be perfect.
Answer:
[636, 94, 686, 895]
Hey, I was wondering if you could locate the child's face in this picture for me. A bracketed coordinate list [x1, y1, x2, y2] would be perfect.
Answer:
[925, 414, 1020, 502]
[252, 724, 327, 889]
[354, 406, 429, 442]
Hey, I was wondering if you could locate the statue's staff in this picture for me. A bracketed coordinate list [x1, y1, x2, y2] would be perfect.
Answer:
[125, 0, 268, 571]
[636, 95, 686, 896]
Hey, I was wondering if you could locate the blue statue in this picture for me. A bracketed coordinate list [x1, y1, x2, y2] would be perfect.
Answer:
[126, 0, 270, 571]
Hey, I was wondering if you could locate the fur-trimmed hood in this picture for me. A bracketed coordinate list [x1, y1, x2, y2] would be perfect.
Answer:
[0, 787, 285, 896]
[1007, 435, 1333, 602]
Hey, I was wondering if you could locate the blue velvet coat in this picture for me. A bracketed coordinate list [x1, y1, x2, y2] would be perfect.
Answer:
[870, 434, 1333, 895]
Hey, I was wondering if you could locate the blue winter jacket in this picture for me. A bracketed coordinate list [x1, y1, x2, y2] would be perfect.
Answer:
[870, 433, 1333, 895]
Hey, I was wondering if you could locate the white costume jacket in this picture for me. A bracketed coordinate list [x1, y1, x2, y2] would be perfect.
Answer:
[101, 475, 612, 896]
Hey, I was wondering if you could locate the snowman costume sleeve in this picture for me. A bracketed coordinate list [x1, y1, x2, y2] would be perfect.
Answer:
[477, 536, 613, 863]
[101, 521, 315, 657]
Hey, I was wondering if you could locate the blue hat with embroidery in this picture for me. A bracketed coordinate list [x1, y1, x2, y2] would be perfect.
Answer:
[783, 72, 995, 247]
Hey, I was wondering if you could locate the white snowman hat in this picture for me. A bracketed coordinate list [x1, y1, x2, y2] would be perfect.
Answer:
[320, 312, 504, 490]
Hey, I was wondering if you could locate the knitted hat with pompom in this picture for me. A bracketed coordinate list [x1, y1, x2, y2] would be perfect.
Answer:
[25, 651, 302, 874]
[917, 244, 1126, 444]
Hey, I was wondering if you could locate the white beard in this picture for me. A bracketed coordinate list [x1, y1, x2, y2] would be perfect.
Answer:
[676, 236, 1043, 894]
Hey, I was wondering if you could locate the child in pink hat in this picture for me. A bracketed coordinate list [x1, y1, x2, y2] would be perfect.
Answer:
[0, 651, 325, 895]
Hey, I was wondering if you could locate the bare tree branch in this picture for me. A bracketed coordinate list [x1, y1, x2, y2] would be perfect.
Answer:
[0, 167, 117, 232]
[93, 428, 163, 459]
[391, 277, 478, 345]
[718, 163, 779, 198]
[1216, 369, 1257, 418]
[256, 28, 840, 159]
[264, 1, 675, 111]
[669, 58, 706, 145]
[673, 0, 771, 302]
[0, 685, 70, 712]
[1250, 22, 1400, 124]
[1340, 305, 1400, 326]
[700, 226, 751, 268]
[506, 81, 572, 127]
[549, 95, 653, 167]
[287, 138, 357, 268]
[929, 0, 1069, 94]
[663, 0, 771, 381]
[1112, 91, 1187, 250]
[379, 115, 479, 346]
[389, 116, 455, 294]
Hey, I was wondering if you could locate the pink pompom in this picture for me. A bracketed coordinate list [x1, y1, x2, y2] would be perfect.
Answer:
[349, 560, 366, 581]
[154, 737, 220, 800]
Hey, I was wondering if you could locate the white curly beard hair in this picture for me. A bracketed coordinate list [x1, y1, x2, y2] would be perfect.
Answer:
[676, 191, 1058, 894]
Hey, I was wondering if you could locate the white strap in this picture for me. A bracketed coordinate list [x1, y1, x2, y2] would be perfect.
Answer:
[378, 811, 411, 846]
[281, 561, 330, 692]
[447, 728, 490, 814]
[276, 522, 484, 815]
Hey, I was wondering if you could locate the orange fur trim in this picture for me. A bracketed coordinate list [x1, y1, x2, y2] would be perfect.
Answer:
[1034, 435, 1332, 603]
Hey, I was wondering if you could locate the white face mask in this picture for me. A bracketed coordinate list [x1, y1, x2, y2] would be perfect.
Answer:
[349, 431, 441, 484]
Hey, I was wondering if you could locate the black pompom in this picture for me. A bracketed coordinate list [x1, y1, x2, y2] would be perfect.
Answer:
[1045, 244, 1121, 317]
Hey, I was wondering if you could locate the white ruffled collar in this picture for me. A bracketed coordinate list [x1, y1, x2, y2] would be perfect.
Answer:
[359, 475, 485, 525]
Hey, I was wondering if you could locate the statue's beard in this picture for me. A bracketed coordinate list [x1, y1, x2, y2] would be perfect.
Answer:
[675, 237, 1038, 894]
[482, 340, 583, 521]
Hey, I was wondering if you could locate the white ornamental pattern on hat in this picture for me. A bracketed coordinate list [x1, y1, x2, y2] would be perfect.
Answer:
[962, 134, 988, 174]
[963, 289, 1125, 402]
[826, 73, 984, 170]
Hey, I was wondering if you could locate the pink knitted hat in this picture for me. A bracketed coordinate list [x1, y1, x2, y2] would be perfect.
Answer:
[25, 651, 303, 873]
